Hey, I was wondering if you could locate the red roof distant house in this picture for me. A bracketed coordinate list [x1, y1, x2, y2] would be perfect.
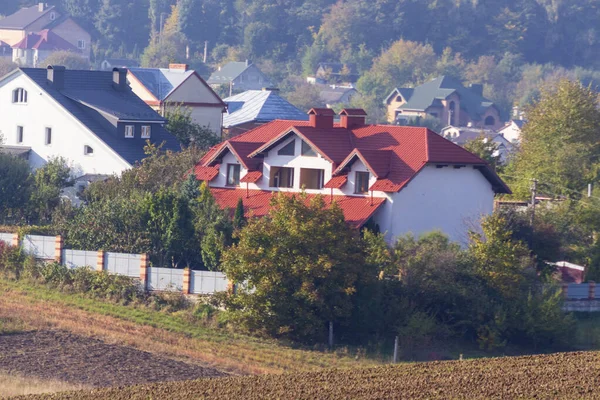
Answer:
[193, 108, 510, 238]
[12, 29, 79, 52]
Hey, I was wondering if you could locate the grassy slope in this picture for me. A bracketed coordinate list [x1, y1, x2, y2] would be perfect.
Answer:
[16, 351, 600, 400]
[0, 279, 380, 375]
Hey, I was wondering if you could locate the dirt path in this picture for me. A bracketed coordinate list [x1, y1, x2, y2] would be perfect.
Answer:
[0, 330, 225, 388]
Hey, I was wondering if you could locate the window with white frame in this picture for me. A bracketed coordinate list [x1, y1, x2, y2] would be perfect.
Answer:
[84, 145, 94, 155]
[45, 127, 52, 145]
[141, 125, 151, 138]
[12, 88, 27, 103]
[77, 39, 85, 49]
[125, 125, 134, 138]
[355, 171, 370, 194]
[16, 126, 23, 143]
[226, 164, 241, 186]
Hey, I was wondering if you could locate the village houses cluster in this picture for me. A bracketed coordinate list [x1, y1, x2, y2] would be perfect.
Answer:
[0, 3, 529, 244]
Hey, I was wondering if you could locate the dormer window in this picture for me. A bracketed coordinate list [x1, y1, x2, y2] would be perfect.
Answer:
[125, 125, 134, 138]
[141, 125, 151, 138]
[277, 140, 295, 156]
[226, 164, 241, 186]
[12, 88, 27, 103]
[355, 171, 370, 194]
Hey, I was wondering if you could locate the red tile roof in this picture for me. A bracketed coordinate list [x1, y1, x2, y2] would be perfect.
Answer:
[198, 118, 510, 194]
[12, 29, 79, 52]
[193, 165, 219, 181]
[240, 171, 263, 183]
[210, 188, 385, 228]
[324, 175, 348, 189]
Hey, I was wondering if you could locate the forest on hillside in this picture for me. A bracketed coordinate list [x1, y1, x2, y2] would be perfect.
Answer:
[3, 0, 600, 119]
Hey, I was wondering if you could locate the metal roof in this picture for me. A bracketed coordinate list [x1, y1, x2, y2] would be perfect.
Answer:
[0, 5, 55, 30]
[128, 67, 195, 101]
[223, 90, 308, 128]
[207, 62, 250, 84]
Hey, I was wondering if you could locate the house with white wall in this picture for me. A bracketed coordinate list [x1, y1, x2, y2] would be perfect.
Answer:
[0, 66, 180, 176]
[192, 108, 510, 245]
[207, 61, 273, 94]
[128, 64, 226, 136]
[440, 125, 515, 163]
[497, 119, 526, 143]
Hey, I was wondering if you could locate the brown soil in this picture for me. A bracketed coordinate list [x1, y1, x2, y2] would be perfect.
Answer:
[0, 330, 225, 388]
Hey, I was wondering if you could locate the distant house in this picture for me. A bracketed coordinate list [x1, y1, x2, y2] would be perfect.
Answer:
[319, 85, 359, 108]
[0, 3, 91, 67]
[222, 89, 308, 137]
[497, 119, 525, 143]
[128, 64, 226, 136]
[100, 58, 140, 70]
[0, 40, 11, 59]
[207, 60, 273, 93]
[0, 66, 179, 175]
[315, 62, 359, 83]
[441, 126, 514, 163]
[385, 76, 502, 130]
[192, 108, 510, 245]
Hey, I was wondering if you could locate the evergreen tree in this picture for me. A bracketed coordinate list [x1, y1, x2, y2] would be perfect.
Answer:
[233, 197, 246, 230]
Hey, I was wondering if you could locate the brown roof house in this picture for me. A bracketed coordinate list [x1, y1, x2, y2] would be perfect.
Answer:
[0, 3, 90, 67]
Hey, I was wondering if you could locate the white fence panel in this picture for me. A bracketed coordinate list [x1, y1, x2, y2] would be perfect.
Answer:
[22, 235, 55, 260]
[62, 249, 98, 270]
[568, 283, 589, 299]
[0, 233, 14, 246]
[147, 267, 184, 291]
[105, 252, 141, 277]
[190, 271, 228, 294]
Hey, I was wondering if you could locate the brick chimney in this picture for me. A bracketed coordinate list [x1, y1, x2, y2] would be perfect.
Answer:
[46, 65, 65, 89]
[168, 63, 188, 72]
[339, 109, 367, 129]
[308, 108, 335, 129]
[38, 3, 46, 12]
[112, 67, 127, 91]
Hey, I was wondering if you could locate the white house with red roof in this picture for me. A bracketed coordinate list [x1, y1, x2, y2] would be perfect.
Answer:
[192, 108, 510, 244]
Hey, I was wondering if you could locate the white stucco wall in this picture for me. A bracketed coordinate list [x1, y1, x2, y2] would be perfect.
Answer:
[498, 122, 522, 143]
[375, 165, 495, 246]
[0, 72, 131, 175]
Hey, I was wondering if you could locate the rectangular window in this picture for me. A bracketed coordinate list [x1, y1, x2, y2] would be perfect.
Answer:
[12, 88, 27, 103]
[301, 140, 316, 157]
[355, 171, 370, 194]
[226, 164, 241, 186]
[45, 127, 52, 145]
[141, 125, 151, 138]
[77, 40, 85, 49]
[16, 126, 23, 143]
[300, 168, 324, 189]
[270, 167, 294, 188]
[125, 125, 134, 138]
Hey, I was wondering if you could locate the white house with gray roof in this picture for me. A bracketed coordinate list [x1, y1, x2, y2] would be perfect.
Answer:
[128, 63, 226, 136]
[207, 61, 273, 93]
[0, 66, 179, 176]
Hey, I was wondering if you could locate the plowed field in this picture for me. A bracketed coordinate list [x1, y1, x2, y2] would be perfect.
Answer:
[16, 350, 600, 399]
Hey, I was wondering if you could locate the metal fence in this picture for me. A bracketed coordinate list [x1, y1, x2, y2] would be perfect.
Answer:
[191, 270, 228, 294]
[147, 267, 184, 291]
[62, 249, 98, 269]
[105, 252, 141, 278]
[22, 234, 55, 260]
[0, 233, 14, 246]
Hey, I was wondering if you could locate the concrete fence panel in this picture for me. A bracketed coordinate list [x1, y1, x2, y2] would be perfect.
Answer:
[147, 267, 184, 291]
[62, 249, 98, 270]
[190, 270, 228, 294]
[567, 283, 589, 299]
[22, 235, 56, 260]
[105, 252, 141, 277]
[0, 233, 14, 246]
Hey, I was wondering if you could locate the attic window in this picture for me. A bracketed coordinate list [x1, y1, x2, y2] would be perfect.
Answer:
[84, 145, 94, 155]
[12, 88, 27, 103]
[78, 40, 85, 49]
[277, 140, 295, 156]
[45, 127, 52, 145]
[141, 125, 151, 139]
[396, 95, 402, 102]
[355, 171, 370, 194]
[301, 140, 316, 157]
[125, 125, 134, 138]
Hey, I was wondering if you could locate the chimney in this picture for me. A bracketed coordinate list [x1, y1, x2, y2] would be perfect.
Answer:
[308, 108, 335, 129]
[168, 63, 188, 72]
[262, 87, 279, 92]
[46, 65, 65, 89]
[245, 59, 251, 66]
[339, 109, 367, 129]
[469, 83, 483, 97]
[38, 3, 46, 12]
[112, 67, 128, 90]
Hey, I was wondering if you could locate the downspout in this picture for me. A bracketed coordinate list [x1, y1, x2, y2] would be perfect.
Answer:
[370, 190, 374, 206]
[330, 187, 333, 204]
[246, 182, 249, 198]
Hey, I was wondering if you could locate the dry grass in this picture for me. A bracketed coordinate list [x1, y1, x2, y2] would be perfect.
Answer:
[0, 372, 87, 398]
[0, 280, 380, 376]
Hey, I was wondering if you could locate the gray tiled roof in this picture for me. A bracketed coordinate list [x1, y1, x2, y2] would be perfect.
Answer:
[20, 68, 179, 166]
[128, 67, 195, 101]
[207, 62, 250, 84]
[0, 5, 55, 30]
[223, 90, 308, 128]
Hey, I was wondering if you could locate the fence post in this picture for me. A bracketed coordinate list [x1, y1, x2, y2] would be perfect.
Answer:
[393, 336, 399, 364]
[96, 251, 105, 272]
[11, 233, 19, 248]
[140, 254, 149, 291]
[589, 281, 596, 300]
[54, 235, 63, 264]
[562, 283, 569, 299]
[182, 268, 191, 295]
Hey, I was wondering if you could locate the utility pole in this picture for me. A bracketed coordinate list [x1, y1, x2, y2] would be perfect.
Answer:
[530, 178, 537, 247]
[203, 41, 208, 63]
